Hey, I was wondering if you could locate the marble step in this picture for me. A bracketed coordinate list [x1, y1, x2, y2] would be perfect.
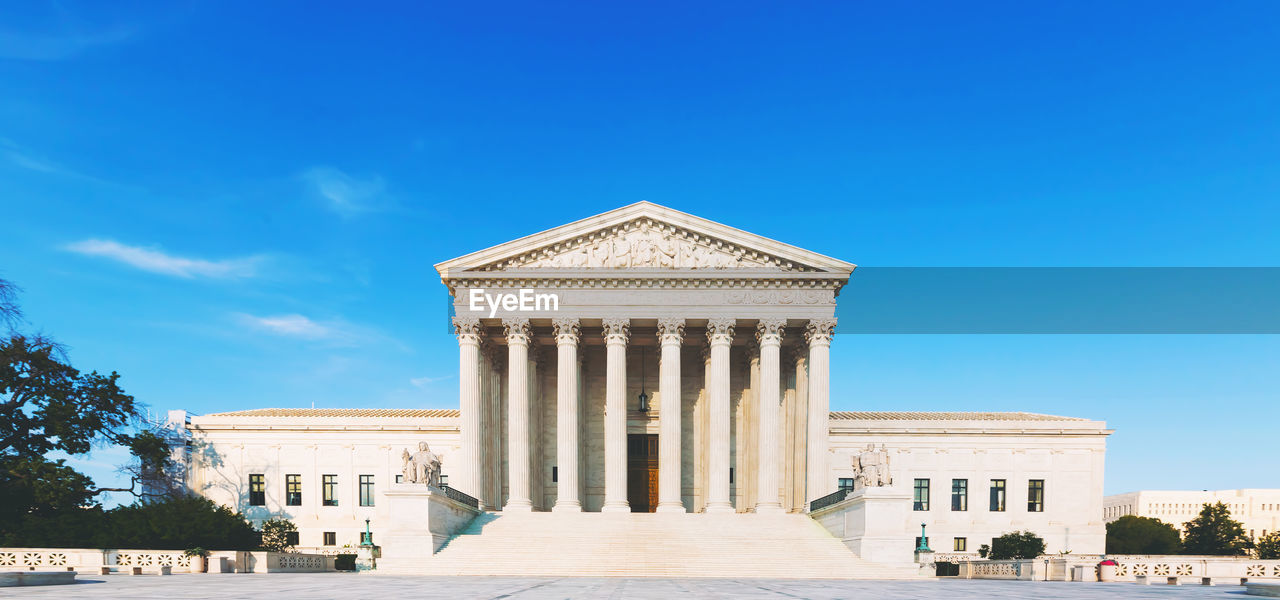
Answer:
[410, 512, 922, 579]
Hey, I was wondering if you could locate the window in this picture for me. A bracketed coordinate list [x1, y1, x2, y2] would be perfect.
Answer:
[249, 474, 265, 506]
[322, 475, 338, 506]
[913, 479, 930, 511]
[952, 479, 968, 511]
[990, 479, 1007, 512]
[954, 537, 967, 552]
[1028, 479, 1045, 512]
[360, 475, 375, 507]
[323, 532, 336, 546]
[838, 478, 855, 492]
[395, 474, 403, 484]
[440, 474, 448, 487]
[552, 466, 558, 483]
[286, 474, 302, 506]
[285, 531, 299, 546]
[730, 468, 734, 484]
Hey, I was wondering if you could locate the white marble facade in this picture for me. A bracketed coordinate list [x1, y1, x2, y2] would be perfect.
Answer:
[177, 203, 1112, 555]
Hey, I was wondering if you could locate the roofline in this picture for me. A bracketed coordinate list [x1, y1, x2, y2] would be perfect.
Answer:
[433, 201, 857, 279]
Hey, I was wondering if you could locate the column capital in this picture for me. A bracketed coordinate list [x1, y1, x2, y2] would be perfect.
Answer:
[706, 317, 735, 347]
[552, 318, 581, 346]
[453, 316, 485, 345]
[756, 318, 787, 347]
[804, 318, 837, 347]
[503, 317, 532, 345]
[602, 317, 630, 345]
[656, 317, 685, 346]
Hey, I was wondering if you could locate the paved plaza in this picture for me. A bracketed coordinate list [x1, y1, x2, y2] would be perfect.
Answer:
[10, 574, 1264, 599]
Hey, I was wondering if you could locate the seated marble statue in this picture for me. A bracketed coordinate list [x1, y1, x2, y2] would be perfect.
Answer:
[400, 441, 443, 487]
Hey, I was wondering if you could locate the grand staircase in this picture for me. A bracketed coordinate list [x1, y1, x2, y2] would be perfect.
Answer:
[413, 511, 922, 579]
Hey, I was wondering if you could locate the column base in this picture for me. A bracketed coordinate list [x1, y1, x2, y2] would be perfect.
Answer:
[705, 502, 735, 514]
[503, 500, 533, 512]
[754, 503, 785, 514]
[551, 501, 582, 512]
[601, 501, 631, 513]
[656, 503, 687, 513]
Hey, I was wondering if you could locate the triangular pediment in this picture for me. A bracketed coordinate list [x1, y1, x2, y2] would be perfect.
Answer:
[435, 202, 855, 279]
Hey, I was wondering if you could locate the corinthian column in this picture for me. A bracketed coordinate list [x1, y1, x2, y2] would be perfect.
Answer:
[503, 317, 533, 511]
[805, 318, 837, 506]
[755, 319, 786, 513]
[705, 317, 735, 514]
[656, 318, 685, 513]
[552, 318, 582, 512]
[453, 316, 485, 500]
[601, 317, 630, 513]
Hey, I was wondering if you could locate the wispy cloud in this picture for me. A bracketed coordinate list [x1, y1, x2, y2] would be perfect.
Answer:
[0, 27, 136, 61]
[237, 313, 333, 340]
[410, 375, 455, 388]
[64, 239, 262, 279]
[235, 313, 398, 349]
[299, 166, 388, 217]
[1, 138, 113, 184]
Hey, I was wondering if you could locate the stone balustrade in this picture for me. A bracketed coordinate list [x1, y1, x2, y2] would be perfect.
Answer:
[0, 548, 333, 574]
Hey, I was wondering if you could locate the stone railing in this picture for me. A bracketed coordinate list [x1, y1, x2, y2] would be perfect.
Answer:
[958, 556, 1280, 583]
[1108, 556, 1280, 582]
[0, 548, 333, 574]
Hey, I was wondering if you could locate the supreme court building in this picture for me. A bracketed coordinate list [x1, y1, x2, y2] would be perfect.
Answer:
[177, 203, 1111, 568]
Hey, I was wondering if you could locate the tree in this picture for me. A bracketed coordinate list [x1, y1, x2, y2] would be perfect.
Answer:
[97, 496, 259, 550]
[0, 279, 182, 545]
[1182, 502, 1252, 556]
[260, 518, 298, 552]
[1257, 531, 1280, 560]
[988, 530, 1046, 560]
[1106, 515, 1182, 554]
[0, 277, 20, 332]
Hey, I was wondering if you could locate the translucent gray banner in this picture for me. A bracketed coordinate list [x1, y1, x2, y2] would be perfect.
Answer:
[834, 267, 1280, 334]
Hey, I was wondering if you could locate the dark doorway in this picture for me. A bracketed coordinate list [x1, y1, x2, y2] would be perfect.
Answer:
[627, 434, 659, 512]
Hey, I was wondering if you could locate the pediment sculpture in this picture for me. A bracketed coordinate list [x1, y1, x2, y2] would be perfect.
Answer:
[400, 441, 443, 487]
[482, 218, 802, 271]
[851, 443, 893, 489]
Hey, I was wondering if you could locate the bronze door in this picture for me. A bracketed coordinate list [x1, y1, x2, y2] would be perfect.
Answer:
[627, 434, 659, 512]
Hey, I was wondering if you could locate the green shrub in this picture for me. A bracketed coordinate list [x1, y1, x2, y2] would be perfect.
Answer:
[334, 553, 357, 571]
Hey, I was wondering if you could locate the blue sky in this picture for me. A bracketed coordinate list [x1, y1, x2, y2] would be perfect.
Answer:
[2, 2, 1277, 504]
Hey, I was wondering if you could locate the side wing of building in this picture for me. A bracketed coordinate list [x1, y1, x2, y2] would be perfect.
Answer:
[828, 411, 1112, 557]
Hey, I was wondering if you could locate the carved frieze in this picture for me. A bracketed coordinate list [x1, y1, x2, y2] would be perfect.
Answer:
[477, 218, 816, 272]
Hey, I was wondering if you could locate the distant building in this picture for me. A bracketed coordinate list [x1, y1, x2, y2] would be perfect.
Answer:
[1104, 489, 1280, 540]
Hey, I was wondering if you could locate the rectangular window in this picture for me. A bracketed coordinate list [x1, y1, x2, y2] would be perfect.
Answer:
[285, 531, 299, 546]
[1028, 479, 1045, 512]
[360, 475, 375, 507]
[395, 474, 403, 484]
[249, 474, 265, 506]
[322, 475, 338, 506]
[729, 468, 734, 484]
[913, 479, 930, 511]
[952, 479, 968, 511]
[440, 474, 448, 487]
[954, 537, 967, 552]
[552, 466, 558, 483]
[990, 479, 1007, 512]
[838, 478, 855, 492]
[323, 532, 336, 546]
[286, 474, 302, 506]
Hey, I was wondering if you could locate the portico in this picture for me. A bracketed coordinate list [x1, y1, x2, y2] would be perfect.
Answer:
[436, 202, 854, 513]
